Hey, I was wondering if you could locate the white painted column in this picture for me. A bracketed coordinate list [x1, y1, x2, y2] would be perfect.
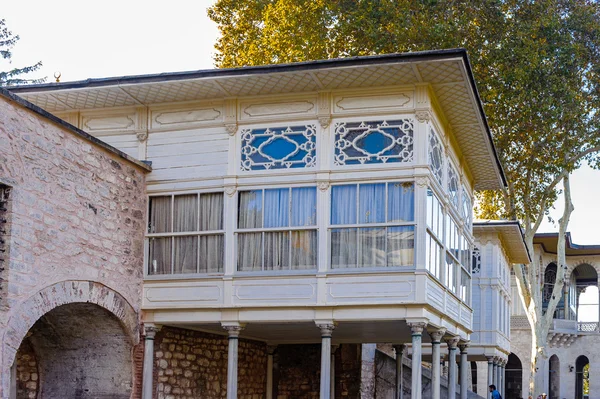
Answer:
[266, 346, 276, 399]
[409, 322, 426, 399]
[331, 345, 338, 399]
[447, 337, 460, 399]
[142, 324, 160, 399]
[317, 322, 335, 399]
[224, 324, 244, 399]
[486, 357, 494, 395]
[429, 329, 446, 399]
[459, 343, 469, 399]
[492, 360, 498, 387]
[393, 344, 407, 399]
[501, 361, 506, 398]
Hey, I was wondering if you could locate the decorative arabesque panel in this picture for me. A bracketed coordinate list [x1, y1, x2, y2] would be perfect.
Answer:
[472, 247, 481, 274]
[240, 125, 317, 171]
[428, 128, 444, 186]
[333, 120, 413, 166]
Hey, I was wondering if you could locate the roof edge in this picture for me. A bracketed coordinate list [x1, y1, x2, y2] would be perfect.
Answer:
[0, 87, 151, 172]
[9, 49, 467, 92]
[535, 232, 600, 254]
[474, 220, 531, 263]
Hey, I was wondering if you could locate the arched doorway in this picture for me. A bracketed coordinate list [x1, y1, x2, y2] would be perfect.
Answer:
[571, 264, 598, 324]
[14, 303, 134, 398]
[1, 281, 139, 398]
[549, 355, 559, 399]
[575, 355, 590, 399]
[505, 353, 523, 399]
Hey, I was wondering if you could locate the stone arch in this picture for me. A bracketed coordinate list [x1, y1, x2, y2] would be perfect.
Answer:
[0, 280, 139, 396]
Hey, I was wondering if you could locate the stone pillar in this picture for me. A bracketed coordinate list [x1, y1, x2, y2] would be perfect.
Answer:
[224, 324, 244, 399]
[266, 345, 276, 399]
[459, 343, 469, 399]
[331, 345, 338, 399]
[393, 344, 407, 399]
[429, 329, 446, 399]
[501, 360, 506, 397]
[486, 357, 494, 395]
[408, 322, 427, 399]
[446, 337, 460, 399]
[142, 324, 160, 399]
[9, 360, 16, 399]
[317, 322, 335, 399]
[495, 358, 501, 391]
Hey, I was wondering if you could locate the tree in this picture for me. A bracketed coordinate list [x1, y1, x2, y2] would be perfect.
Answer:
[0, 19, 44, 86]
[208, 1, 600, 396]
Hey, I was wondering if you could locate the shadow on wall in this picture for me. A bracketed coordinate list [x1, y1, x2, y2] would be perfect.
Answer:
[375, 350, 484, 399]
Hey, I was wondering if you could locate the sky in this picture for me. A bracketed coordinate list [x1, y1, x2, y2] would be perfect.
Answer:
[3, 0, 600, 245]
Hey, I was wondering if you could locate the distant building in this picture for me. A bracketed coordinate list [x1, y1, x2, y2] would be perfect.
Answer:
[3, 49, 529, 399]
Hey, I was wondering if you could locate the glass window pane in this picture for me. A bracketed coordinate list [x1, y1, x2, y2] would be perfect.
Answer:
[238, 232, 262, 271]
[264, 231, 290, 270]
[446, 253, 457, 293]
[199, 234, 224, 273]
[388, 182, 414, 222]
[331, 228, 357, 268]
[331, 185, 357, 225]
[264, 188, 289, 228]
[239, 191, 263, 229]
[173, 194, 198, 232]
[291, 187, 317, 226]
[291, 230, 317, 269]
[149, 196, 171, 233]
[148, 237, 171, 274]
[358, 183, 385, 224]
[461, 268, 470, 303]
[358, 227, 386, 267]
[174, 236, 198, 273]
[387, 226, 414, 267]
[200, 193, 223, 231]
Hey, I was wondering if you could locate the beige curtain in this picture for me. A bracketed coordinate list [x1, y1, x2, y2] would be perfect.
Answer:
[149, 196, 172, 274]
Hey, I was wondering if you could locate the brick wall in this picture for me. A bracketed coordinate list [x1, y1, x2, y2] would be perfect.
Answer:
[154, 326, 267, 399]
[15, 338, 37, 399]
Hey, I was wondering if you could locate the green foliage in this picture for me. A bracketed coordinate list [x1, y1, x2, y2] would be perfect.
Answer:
[208, 0, 600, 230]
[0, 19, 44, 86]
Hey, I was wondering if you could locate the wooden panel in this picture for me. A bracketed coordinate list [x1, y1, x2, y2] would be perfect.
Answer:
[333, 91, 414, 114]
[326, 275, 415, 303]
[96, 133, 138, 158]
[146, 127, 229, 182]
[143, 281, 224, 308]
[232, 278, 317, 304]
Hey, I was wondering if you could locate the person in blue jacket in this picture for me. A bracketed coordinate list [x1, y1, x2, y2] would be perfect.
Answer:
[489, 385, 502, 399]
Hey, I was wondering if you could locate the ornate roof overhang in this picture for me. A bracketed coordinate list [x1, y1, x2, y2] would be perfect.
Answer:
[535, 232, 600, 256]
[9, 49, 504, 189]
[474, 220, 531, 264]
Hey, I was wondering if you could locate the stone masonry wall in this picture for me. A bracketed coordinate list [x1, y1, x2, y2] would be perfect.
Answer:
[15, 338, 37, 399]
[154, 326, 267, 399]
[0, 93, 148, 395]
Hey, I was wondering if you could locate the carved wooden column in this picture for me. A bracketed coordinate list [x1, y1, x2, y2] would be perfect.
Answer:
[459, 342, 469, 399]
[429, 329, 446, 399]
[486, 356, 494, 392]
[408, 322, 427, 399]
[266, 345, 276, 399]
[317, 322, 335, 399]
[446, 337, 460, 399]
[224, 324, 244, 399]
[142, 324, 160, 399]
[393, 344, 407, 399]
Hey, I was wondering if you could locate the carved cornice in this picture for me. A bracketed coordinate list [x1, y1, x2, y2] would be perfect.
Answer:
[316, 322, 336, 337]
[318, 181, 330, 192]
[224, 185, 237, 197]
[429, 329, 446, 343]
[415, 110, 431, 123]
[407, 321, 427, 335]
[458, 342, 470, 353]
[445, 336, 460, 349]
[223, 324, 244, 338]
[144, 324, 160, 339]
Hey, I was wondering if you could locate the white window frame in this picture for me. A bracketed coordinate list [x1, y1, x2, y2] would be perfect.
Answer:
[328, 180, 416, 271]
[145, 190, 226, 277]
[235, 185, 319, 273]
